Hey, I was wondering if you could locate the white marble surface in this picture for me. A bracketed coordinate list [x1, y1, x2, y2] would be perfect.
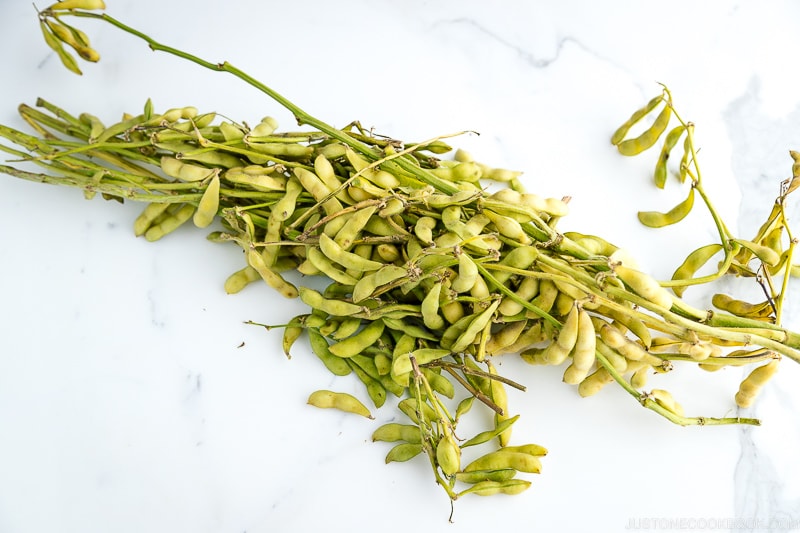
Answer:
[2, 1, 800, 531]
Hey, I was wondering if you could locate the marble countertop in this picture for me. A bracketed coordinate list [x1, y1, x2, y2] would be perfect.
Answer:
[2, 1, 800, 531]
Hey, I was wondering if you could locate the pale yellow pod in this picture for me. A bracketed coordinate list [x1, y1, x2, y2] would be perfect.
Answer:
[272, 176, 303, 222]
[735, 359, 780, 408]
[577, 367, 614, 397]
[436, 433, 462, 477]
[630, 366, 650, 389]
[555, 304, 580, 353]
[650, 389, 684, 417]
[571, 309, 597, 370]
[192, 174, 220, 228]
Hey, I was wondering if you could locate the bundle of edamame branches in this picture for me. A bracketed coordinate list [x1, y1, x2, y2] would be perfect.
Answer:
[2, 0, 800, 505]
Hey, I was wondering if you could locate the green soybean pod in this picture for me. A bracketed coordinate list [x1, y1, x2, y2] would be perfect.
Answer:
[460, 415, 520, 448]
[502, 443, 548, 456]
[385, 443, 423, 464]
[451, 252, 479, 293]
[436, 433, 462, 476]
[349, 361, 386, 408]
[637, 187, 695, 228]
[319, 234, 383, 272]
[455, 469, 517, 484]
[247, 248, 300, 299]
[421, 282, 446, 330]
[669, 243, 723, 297]
[307, 247, 360, 286]
[464, 450, 542, 474]
[307, 329, 352, 376]
[331, 316, 362, 340]
[282, 315, 306, 359]
[487, 360, 511, 444]
[334, 205, 378, 250]
[420, 368, 455, 399]
[298, 287, 363, 316]
[133, 202, 170, 237]
[192, 174, 220, 228]
[223, 265, 261, 294]
[731, 238, 781, 267]
[450, 299, 501, 353]
[328, 319, 385, 358]
[307, 390, 373, 418]
[611, 95, 663, 146]
[458, 479, 531, 497]
[372, 423, 422, 444]
[654, 125, 687, 188]
[735, 359, 780, 408]
[272, 176, 303, 222]
[617, 102, 672, 156]
[144, 204, 196, 242]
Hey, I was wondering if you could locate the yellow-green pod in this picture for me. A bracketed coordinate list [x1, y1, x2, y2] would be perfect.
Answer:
[735, 359, 780, 408]
[458, 479, 531, 497]
[484, 209, 531, 244]
[731, 238, 781, 267]
[319, 234, 383, 272]
[220, 121, 245, 141]
[192, 174, 220, 228]
[577, 367, 614, 397]
[272, 176, 303, 222]
[352, 272, 379, 303]
[670, 243, 724, 297]
[451, 252, 479, 293]
[654, 125, 687, 188]
[328, 319, 385, 358]
[464, 450, 542, 474]
[436, 433, 462, 476]
[637, 187, 695, 228]
[485, 320, 527, 354]
[334, 205, 377, 250]
[421, 282, 446, 330]
[331, 316, 363, 340]
[385, 443, 423, 463]
[617, 102, 671, 156]
[372, 423, 422, 444]
[455, 469, 517, 484]
[450, 299, 501, 353]
[281, 315, 305, 359]
[247, 248, 299, 298]
[487, 360, 511, 445]
[307, 390, 373, 418]
[298, 287, 363, 316]
[612, 263, 673, 310]
[133, 202, 170, 237]
[144, 204, 196, 242]
[223, 265, 261, 294]
[307, 247, 360, 286]
[611, 95, 663, 146]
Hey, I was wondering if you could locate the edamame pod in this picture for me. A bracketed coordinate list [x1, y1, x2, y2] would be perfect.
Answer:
[298, 287, 363, 316]
[329, 319, 385, 358]
[307, 390, 373, 418]
[372, 423, 422, 444]
[637, 188, 695, 228]
[735, 359, 780, 408]
[192, 174, 220, 228]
